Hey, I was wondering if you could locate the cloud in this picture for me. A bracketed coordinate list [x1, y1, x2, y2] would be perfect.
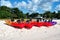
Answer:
[26, 1, 33, 12]
[52, 0, 59, 2]
[15, 0, 42, 12]
[20, 1, 27, 7]
[41, 2, 52, 11]
[1, 0, 12, 7]
[27, 1, 32, 9]
[0, 0, 60, 13]
[15, 1, 27, 9]
[55, 4, 60, 10]
[26, 0, 53, 12]
[32, 0, 41, 4]
[32, 5, 38, 11]
[0, 1, 1, 6]
[54, 4, 60, 13]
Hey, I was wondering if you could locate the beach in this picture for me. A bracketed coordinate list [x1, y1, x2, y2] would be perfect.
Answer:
[0, 20, 60, 40]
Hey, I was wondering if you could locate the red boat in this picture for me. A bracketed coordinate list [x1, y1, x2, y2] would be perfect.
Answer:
[24, 22, 33, 29]
[10, 21, 54, 29]
[11, 22, 25, 29]
[36, 22, 44, 27]
[43, 22, 52, 27]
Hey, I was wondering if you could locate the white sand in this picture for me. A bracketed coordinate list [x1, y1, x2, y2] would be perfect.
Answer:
[0, 20, 60, 40]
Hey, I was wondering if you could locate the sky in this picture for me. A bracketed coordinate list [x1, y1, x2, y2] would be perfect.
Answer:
[0, 0, 60, 14]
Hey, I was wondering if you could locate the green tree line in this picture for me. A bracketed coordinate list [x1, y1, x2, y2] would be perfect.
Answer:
[0, 6, 60, 19]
